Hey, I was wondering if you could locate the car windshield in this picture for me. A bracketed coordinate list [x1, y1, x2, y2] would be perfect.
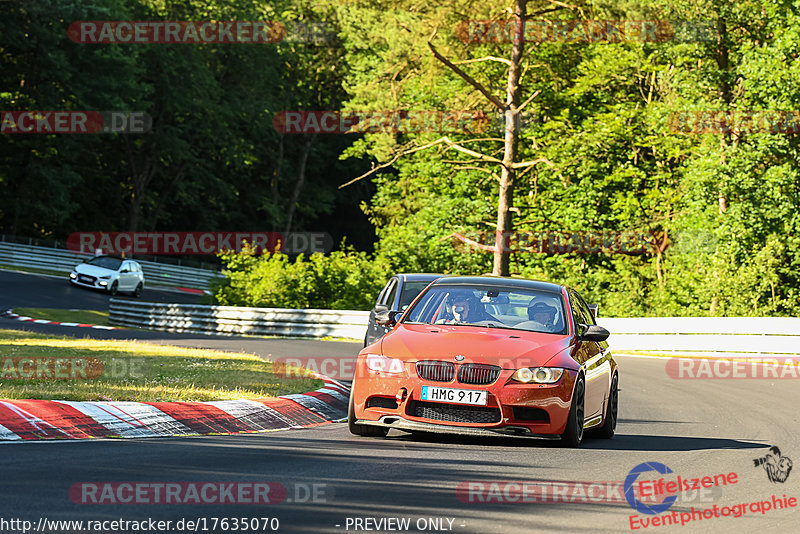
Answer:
[85, 256, 123, 270]
[403, 285, 568, 335]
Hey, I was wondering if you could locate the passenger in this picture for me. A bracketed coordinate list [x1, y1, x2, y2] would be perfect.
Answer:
[527, 301, 561, 332]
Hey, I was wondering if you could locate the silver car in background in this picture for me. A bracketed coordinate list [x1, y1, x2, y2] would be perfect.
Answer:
[69, 255, 145, 297]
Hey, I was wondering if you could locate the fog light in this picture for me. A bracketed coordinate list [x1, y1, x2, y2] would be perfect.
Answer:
[69, 272, 76, 279]
[99, 281, 107, 287]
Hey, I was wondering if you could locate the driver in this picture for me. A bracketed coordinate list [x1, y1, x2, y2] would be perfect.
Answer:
[527, 301, 559, 330]
[440, 293, 496, 324]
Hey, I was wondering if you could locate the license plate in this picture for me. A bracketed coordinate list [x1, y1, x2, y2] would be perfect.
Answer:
[420, 386, 487, 406]
[78, 275, 92, 283]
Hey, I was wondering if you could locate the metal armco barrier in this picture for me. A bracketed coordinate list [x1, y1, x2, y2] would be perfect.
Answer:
[109, 299, 370, 339]
[598, 317, 800, 357]
[109, 300, 800, 352]
[0, 241, 224, 289]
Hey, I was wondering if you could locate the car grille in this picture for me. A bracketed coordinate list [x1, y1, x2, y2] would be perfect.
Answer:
[416, 361, 455, 382]
[458, 364, 501, 385]
[77, 274, 96, 284]
[408, 400, 501, 424]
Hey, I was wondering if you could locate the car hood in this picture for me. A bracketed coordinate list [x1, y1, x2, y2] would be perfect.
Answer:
[380, 323, 571, 369]
[75, 264, 116, 277]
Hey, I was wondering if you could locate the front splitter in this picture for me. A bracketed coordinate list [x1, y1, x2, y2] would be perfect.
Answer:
[356, 415, 561, 440]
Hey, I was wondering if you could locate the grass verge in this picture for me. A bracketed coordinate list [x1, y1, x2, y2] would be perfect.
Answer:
[13, 307, 110, 326]
[0, 329, 321, 401]
[0, 263, 66, 278]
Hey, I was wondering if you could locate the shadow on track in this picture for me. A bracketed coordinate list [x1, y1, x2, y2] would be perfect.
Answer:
[581, 434, 770, 452]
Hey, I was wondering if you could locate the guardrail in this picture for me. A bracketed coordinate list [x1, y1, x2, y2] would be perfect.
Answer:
[598, 317, 800, 357]
[0, 242, 224, 289]
[109, 299, 800, 352]
[109, 299, 370, 339]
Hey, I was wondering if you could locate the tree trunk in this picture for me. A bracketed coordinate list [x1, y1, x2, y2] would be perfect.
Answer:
[272, 133, 284, 207]
[492, 0, 526, 276]
[124, 136, 157, 233]
[284, 136, 314, 236]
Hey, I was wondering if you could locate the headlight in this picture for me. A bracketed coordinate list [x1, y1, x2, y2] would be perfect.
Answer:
[365, 354, 405, 374]
[99, 275, 111, 279]
[512, 367, 564, 384]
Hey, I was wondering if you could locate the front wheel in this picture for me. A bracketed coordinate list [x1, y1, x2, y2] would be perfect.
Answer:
[559, 375, 585, 448]
[108, 281, 118, 296]
[348, 384, 389, 437]
[595, 374, 618, 439]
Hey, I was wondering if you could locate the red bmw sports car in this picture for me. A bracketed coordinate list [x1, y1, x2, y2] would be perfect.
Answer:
[348, 276, 618, 447]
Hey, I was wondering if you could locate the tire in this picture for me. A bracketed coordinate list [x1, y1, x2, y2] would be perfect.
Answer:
[595, 373, 618, 439]
[348, 384, 389, 437]
[108, 281, 118, 296]
[133, 283, 143, 298]
[559, 375, 585, 448]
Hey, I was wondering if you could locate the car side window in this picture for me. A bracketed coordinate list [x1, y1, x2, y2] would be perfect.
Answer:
[384, 279, 399, 309]
[574, 292, 596, 326]
[568, 291, 590, 328]
[378, 278, 396, 306]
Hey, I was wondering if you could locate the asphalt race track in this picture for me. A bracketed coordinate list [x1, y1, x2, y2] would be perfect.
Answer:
[1, 269, 798, 533]
[0, 269, 204, 309]
[0, 269, 362, 364]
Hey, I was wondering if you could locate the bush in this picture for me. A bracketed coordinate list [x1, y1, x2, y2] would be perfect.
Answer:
[212, 245, 389, 311]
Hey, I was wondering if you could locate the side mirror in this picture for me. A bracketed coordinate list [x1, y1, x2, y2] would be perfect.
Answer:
[578, 323, 609, 342]
[374, 304, 389, 314]
[376, 310, 402, 328]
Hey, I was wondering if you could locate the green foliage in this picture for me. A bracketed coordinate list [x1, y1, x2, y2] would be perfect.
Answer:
[0, 0, 371, 245]
[213, 245, 390, 310]
[336, 0, 800, 318]
[3, 0, 800, 317]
